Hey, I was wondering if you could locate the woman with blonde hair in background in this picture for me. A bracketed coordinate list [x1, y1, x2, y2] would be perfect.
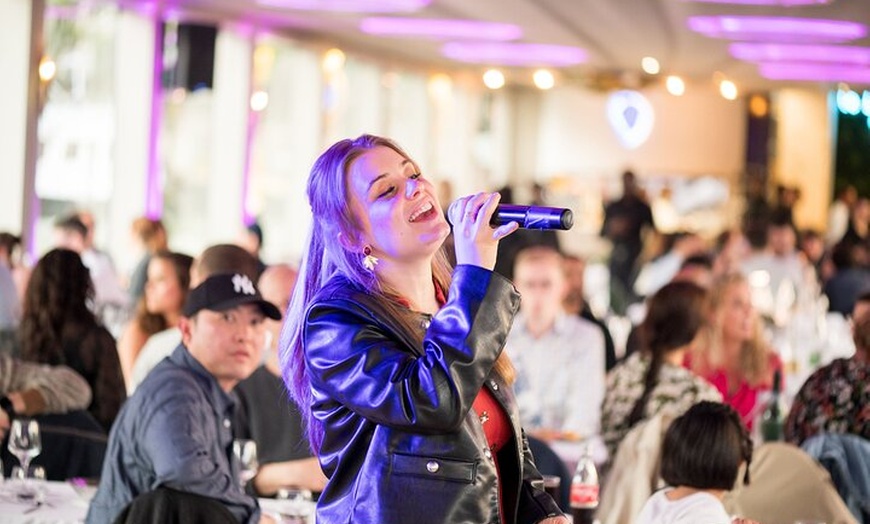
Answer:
[688, 272, 782, 429]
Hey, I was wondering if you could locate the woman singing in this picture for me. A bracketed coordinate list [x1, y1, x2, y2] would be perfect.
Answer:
[280, 135, 566, 524]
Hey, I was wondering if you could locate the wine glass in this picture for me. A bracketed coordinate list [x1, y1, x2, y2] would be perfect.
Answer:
[232, 439, 258, 490]
[8, 419, 41, 500]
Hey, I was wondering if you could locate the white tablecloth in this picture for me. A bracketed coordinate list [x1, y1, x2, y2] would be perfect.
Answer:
[0, 480, 315, 524]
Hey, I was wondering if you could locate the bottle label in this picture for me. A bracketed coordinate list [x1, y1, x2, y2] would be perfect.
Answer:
[570, 483, 599, 508]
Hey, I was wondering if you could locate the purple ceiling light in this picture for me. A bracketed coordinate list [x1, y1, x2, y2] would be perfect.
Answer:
[758, 62, 870, 83]
[256, 0, 430, 12]
[688, 16, 867, 43]
[730, 43, 870, 65]
[360, 18, 522, 40]
[441, 42, 587, 67]
[682, 0, 831, 5]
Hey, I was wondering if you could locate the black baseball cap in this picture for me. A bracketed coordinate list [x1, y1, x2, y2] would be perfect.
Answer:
[182, 273, 282, 320]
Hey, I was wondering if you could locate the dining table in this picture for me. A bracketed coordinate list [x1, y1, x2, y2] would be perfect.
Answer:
[0, 479, 315, 524]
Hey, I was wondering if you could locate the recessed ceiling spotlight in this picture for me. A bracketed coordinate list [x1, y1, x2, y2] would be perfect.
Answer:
[360, 18, 522, 40]
[533, 69, 555, 90]
[720, 80, 738, 100]
[641, 57, 661, 75]
[666, 75, 685, 96]
[483, 69, 505, 90]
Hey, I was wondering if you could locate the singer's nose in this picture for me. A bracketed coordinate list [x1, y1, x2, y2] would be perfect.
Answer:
[405, 177, 420, 199]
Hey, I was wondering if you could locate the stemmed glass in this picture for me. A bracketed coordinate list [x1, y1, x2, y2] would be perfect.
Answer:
[8, 419, 42, 500]
[232, 439, 258, 491]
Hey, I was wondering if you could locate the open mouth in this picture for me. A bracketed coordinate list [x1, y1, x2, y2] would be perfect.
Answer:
[409, 201, 437, 223]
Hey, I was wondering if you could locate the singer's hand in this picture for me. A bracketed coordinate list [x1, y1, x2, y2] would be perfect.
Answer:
[450, 192, 518, 270]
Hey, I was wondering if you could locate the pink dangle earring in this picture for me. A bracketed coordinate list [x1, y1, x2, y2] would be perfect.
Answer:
[362, 245, 379, 271]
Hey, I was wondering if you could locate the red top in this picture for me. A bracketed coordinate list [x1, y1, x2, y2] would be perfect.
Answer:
[473, 386, 511, 523]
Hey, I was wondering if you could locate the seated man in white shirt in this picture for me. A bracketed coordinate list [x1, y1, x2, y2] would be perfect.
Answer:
[505, 245, 606, 442]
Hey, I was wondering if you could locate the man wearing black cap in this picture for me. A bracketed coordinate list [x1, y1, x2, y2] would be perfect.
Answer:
[87, 273, 281, 524]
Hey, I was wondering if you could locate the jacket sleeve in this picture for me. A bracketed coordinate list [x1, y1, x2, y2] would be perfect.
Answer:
[304, 265, 520, 433]
[516, 429, 565, 523]
[3, 356, 93, 414]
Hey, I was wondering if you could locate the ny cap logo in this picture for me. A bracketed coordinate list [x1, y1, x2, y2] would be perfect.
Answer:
[232, 274, 256, 295]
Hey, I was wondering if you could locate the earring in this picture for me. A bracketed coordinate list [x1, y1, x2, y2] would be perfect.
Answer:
[362, 245, 379, 271]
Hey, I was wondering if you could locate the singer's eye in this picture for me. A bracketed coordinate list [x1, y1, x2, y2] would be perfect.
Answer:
[378, 186, 396, 198]
[409, 172, 421, 180]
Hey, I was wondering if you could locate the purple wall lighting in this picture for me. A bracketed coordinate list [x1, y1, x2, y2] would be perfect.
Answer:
[682, 0, 831, 5]
[688, 16, 867, 43]
[360, 18, 522, 40]
[758, 62, 870, 83]
[441, 42, 587, 67]
[256, 0, 430, 12]
[730, 43, 870, 65]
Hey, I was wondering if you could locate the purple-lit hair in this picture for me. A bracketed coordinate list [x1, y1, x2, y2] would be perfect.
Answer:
[278, 134, 453, 454]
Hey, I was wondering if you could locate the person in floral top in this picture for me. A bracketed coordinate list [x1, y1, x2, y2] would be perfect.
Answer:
[784, 299, 870, 445]
[601, 282, 722, 462]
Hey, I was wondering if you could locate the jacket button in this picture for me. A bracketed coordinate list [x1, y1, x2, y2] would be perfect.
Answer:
[490, 380, 499, 391]
[484, 449, 492, 459]
[223, 418, 231, 429]
[426, 460, 440, 473]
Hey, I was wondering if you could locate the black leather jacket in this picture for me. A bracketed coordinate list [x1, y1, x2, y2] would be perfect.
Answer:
[303, 265, 563, 524]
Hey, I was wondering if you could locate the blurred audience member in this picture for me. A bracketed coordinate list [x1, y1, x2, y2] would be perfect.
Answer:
[741, 214, 808, 308]
[713, 229, 750, 278]
[129, 244, 259, 391]
[841, 197, 869, 247]
[0, 233, 21, 333]
[0, 232, 29, 301]
[239, 221, 268, 279]
[127, 217, 168, 306]
[827, 185, 858, 247]
[798, 228, 833, 285]
[824, 241, 870, 316]
[635, 401, 754, 524]
[690, 273, 781, 429]
[563, 254, 617, 371]
[54, 214, 128, 330]
[19, 249, 125, 431]
[785, 294, 870, 446]
[601, 282, 721, 461]
[118, 252, 193, 389]
[634, 232, 707, 298]
[506, 246, 605, 441]
[601, 170, 656, 314]
[234, 264, 327, 496]
[0, 354, 93, 439]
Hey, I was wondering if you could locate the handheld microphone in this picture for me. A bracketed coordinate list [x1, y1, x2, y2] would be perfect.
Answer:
[448, 202, 574, 230]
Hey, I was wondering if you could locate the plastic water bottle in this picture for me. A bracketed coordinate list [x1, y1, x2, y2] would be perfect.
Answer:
[570, 444, 599, 524]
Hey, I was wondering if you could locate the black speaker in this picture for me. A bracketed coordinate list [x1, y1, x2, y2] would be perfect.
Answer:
[163, 23, 217, 91]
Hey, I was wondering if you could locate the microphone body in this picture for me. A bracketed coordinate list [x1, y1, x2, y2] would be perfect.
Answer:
[448, 202, 574, 230]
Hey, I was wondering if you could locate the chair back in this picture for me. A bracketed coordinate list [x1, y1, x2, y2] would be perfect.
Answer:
[113, 486, 239, 524]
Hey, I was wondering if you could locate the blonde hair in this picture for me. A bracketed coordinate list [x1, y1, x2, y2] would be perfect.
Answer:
[692, 272, 771, 386]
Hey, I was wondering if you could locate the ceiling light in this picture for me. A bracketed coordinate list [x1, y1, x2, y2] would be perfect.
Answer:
[641, 57, 660, 75]
[38, 56, 56, 82]
[533, 69, 555, 90]
[666, 75, 685, 96]
[730, 43, 870, 65]
[360, 18, 522, 40]
[687, 16, 867, 43]
[250, 91, 269, 112]
[442, 42, 587, 67]
[256, 0, 430, 12]
[483, 69, 505, 90]
[682, 0, 831, 4]
[720, 80, 738, 100]
[749, 95, 769, 117]
[322, 48, 346, 73]
[758, 63, 870, 83]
